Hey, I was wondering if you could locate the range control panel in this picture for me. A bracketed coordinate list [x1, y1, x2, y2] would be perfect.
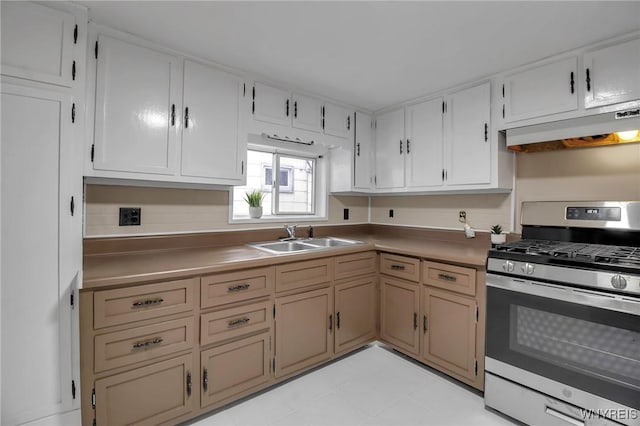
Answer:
[566, 207, 621, 221]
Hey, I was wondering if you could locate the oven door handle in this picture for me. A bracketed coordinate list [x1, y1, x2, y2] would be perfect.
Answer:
[487, 274, 640, 316]
[544, 406, 585, 426]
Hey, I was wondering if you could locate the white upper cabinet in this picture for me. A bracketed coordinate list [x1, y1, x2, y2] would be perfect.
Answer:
[323, 102, 352, 139]
[583, 37, 640, 109]
[405, 98, 444, 188]
[181, 60, 244, 182]
[375, 108, 405, 189]
[292, 93, 322, 132]
[252, 82, 291, 127]
[93, 34, 181, 175]
[445, 83, 491, 186]
[1, 2, 76, 86]
[503, 57, 578, 123]
[354, 112, 373, 189]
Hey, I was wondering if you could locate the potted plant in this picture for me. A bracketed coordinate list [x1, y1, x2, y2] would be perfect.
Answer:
[244, 190, 265, 219]
[491, 224, 506, 245]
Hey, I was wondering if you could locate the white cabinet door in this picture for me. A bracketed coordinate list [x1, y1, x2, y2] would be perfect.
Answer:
[504, 57, 578, 122]
[292, 93, 322, 133]
[93, 35, 180, 175]
[323, 102, 351, 139]
[1, 83, 76, 426]
[445, 83, 491, 186]
[253, 82, 291, 126]
[405, 98, 444, 188]
[583, 38, 640, 109]
[354, 112, 373, 189]
[181, 60, 243, 181]
[1, 2, 75, 86]
[375, 108, 405, 189]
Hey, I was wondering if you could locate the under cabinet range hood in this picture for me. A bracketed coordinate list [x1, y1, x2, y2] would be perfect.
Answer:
[507, 108, 640, 152]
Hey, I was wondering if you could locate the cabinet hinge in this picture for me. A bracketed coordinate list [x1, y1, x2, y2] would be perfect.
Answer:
[90, 144, 95, 163]
[91, 388, 96, 408]
[474, 359, 478, 376]
[71, 380, 76, 399]
[94, 41, 98, 59]
[72, 60, 76, 80]
[71, 103, 76, 123]
[73, 25, 78, 44]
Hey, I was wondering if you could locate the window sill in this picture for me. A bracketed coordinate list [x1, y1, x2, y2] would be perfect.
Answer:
[229, 215, 328, 225]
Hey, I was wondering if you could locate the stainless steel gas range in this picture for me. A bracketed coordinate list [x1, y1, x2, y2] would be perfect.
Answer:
[485, 201, 640, 426]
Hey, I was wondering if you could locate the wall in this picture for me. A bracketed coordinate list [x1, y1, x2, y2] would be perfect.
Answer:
[84, 185, 368, 237]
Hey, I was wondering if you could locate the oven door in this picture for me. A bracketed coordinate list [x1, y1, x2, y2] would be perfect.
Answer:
[486, 273, 640, 410]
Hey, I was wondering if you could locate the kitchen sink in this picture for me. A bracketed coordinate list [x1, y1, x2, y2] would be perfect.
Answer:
[250, 237, 363, 254]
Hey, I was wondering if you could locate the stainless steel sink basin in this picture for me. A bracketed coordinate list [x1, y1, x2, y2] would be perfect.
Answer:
[250, 237, 363, 254]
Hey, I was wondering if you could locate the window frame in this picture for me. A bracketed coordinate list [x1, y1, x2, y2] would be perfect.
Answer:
[273, 153, 317, 215]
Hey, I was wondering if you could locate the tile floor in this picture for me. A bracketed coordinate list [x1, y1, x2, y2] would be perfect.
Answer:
[187, 343, 515, 426]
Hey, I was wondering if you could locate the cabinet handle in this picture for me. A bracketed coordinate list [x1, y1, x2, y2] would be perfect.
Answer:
[72, 60, 76, 80]
[585, 68, 591, 92]
[390, 264, 406, 271]
[347, 115, 351, 131]
[132, 337, 164, 350]
[70, 196, 75, 216]
[329, 314, 333, 332]
[184, 107, 190, 128]
[406, 139, 411, 154]
[186, 371, 192, 397]
[399, 139, 403, 154]
[228, 317, 251, 328]
[228, 283, 250, 292]
[171, 104, 176, 126]
[132, 298, 164, 308]
[423, 315, 428, 333]
[438, 273, 457, 282]
[203, 368, 208, 392]
[286, 99, 290, 117]
[570, 71, 575, 94]
[336, 312, 341, 329]
[356, 143, 361, 156]
[294, 101, 297, 119]
[413, 313, 418, 330]
[484, 123, 488, 142]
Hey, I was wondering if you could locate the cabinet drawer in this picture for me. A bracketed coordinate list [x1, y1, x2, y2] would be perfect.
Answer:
[94, 278, 197, 329]
[423, 261, 477, 296]
[379, 253, 420, 282]
[334, 251, 377, 281]
[201, 301, 272, 347]
[201, 331, 271, 408]
[201, 267, 274, 309]
[275, 258, 333, 293]
[95, 317, 195, 373]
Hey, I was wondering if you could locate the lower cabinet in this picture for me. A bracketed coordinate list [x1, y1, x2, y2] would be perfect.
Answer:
[94, 354, 195, 426]
[274, 287, 333, 377]
[380, 276, 420, 355]
[334, 276, 377, 354]
[421, 287, 478, 382]
[200, 332, 271, 408]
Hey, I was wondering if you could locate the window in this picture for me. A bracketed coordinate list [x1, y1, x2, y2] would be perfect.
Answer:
[232, 149, 320, 220]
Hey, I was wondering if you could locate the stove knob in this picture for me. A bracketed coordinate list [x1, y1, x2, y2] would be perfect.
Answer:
[611, 274, 627, 290]
[521, 263, 535, 275]
[502, 261, 515, 272]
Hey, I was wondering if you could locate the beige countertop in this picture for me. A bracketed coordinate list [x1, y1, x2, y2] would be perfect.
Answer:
[82, 235, 490, 290]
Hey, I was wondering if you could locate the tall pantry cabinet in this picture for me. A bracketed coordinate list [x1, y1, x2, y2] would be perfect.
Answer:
[0, 2, 86, 425]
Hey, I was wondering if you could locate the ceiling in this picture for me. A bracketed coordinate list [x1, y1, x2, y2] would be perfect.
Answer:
[79, 1, 640, 112]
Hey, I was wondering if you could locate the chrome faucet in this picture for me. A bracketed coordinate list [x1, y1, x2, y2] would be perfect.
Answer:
[284, 224, 297, 240]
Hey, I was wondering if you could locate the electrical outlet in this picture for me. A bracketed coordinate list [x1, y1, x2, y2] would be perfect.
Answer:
[459, 211, 466, 222]
[119, 207, 141, 226]
[389, 209, 394, 218]
[343, 208, 349, 220]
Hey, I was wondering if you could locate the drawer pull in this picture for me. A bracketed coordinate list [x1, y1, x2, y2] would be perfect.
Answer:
[186, 371, 192, 397]
[437, 273, 457, 282]
[203, 368, 208, 392]
[131, 298, 164, 308]
[228, 283, 251, 292]
[413, 312, 418, 330]
[390, 264, 406, 271]
[132, 337, 164, 350]
[423, 315, 428, 333]
[227, 317, 251, 328]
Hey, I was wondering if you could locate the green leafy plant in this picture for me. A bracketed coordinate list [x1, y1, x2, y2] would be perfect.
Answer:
[244, 190, 265, 208]
[491, 224, 503, 234]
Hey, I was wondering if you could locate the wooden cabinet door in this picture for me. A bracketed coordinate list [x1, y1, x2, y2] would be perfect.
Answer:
[380, 277, 419, 355]
[292, 92, 322, 132]
[94, 354, 194, 426]
[405, 98, 444, 188]
[1, 2, 76, 86]
[323, 101, 351, 139]
[93, 34, 180, 175]
[422, 287, 477, 381]
[374, 108, 405, 189]
[275, 288, 332, 377]
[1, 83, 77, 425]
[181, 59, 243, 182]
[201, 332, 271, 408]
[253, 82, 291, 126]
[583, 37, 640, 109]
[445, 82, 491, 186]
[354, 112, 373, 189]
[334, 276, 377, 354]
[503, 57, 578, 122]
